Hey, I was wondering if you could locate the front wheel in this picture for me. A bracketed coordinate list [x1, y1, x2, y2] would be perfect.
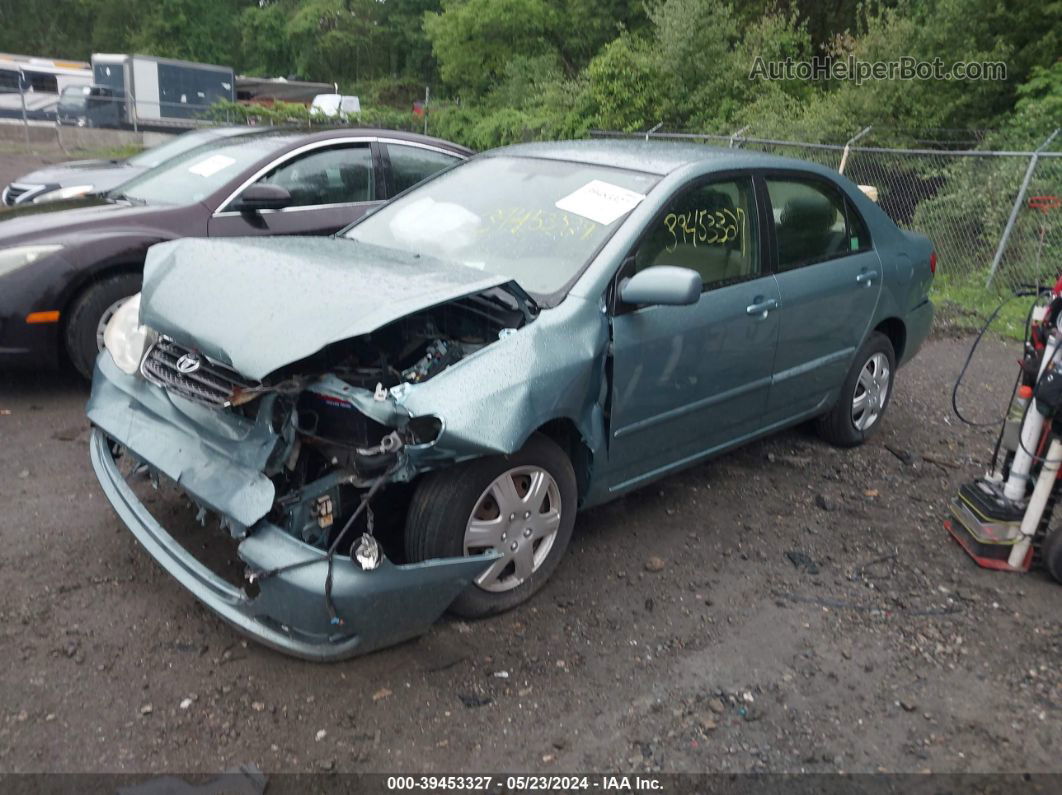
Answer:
[816, 331, 896, 447]
[64, 273, 141, 380]
[404, 434, 577, 617]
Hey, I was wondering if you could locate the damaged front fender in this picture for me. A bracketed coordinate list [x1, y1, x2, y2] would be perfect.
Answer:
[398, 295, 610, 480]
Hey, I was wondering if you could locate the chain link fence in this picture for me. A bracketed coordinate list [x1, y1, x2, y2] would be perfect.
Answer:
[591, 128, 1061, 295]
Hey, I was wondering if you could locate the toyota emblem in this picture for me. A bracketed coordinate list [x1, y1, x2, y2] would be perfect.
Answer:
[175, 353, 202, 374]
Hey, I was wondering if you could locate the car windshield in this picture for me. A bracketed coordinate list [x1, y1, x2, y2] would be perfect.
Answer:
[342, 155, 660, 300]
[127, 128, 247, 169]
[110, 133, 298, 206]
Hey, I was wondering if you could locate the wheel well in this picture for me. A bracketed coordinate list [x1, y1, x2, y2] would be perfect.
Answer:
[874, 317, 906, 362]
[60, 263, 143, 329]
[534, 418, 592, 501]
[57, 263, 143, 363]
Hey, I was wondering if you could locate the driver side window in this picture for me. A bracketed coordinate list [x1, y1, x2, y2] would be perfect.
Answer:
[257, 144, 375, 208]
[633, 176, 759, 291]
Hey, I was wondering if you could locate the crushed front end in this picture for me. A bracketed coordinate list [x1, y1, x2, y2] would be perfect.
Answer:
[86, 284, 533, 660]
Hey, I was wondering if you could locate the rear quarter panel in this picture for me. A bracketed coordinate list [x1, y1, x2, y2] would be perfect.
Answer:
[843, 183, 934, 364]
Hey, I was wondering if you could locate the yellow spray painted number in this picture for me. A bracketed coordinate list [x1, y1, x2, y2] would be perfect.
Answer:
[663, 207, 746, 256]
[487, 207, 599, 241]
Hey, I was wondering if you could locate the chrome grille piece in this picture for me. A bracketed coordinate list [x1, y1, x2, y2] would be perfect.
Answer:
[2, 183, 43, 206]
[141, 338, 258, 408]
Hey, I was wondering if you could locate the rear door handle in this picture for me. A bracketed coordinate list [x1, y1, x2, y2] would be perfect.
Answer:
[856, 271, 879, 286]
[746, 297, 779, 317]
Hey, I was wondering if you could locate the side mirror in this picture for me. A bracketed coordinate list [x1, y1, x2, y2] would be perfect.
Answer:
[620, 266, 701, 307]
[232, 183, 291, 213]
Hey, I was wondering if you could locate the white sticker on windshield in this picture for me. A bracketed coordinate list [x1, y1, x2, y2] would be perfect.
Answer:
[187, 154, 236, 178]
[555, 180, 645, 225]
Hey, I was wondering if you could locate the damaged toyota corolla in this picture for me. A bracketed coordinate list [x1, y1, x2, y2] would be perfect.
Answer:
[88, 141, 934, 660]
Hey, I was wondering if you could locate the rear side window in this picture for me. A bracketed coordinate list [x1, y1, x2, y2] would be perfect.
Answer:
[766, 178, 867, 271]
[385, 144, 460, 194]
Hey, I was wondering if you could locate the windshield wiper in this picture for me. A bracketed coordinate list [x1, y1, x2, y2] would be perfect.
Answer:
[107, 191, 146, 205]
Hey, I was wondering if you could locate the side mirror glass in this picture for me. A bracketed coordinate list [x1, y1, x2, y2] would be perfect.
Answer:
[620, 266, 701, 307]
[232, 183, 292, 213]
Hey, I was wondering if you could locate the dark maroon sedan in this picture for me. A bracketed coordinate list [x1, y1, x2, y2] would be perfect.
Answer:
[0, 127, 471, 377]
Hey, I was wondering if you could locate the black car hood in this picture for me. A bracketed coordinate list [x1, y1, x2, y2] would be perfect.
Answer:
[0, 197, 185, 243]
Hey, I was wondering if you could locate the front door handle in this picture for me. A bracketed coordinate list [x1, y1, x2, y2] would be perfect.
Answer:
[746, 297, 779, 318]
[856, 271, 879, 287]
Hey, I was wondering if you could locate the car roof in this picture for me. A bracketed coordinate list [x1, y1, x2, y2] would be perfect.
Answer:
[200, 126, 260, 138]
[174, 126, 472, 156]
[272, 126, 473, 154]
[491, 139, 822, 176]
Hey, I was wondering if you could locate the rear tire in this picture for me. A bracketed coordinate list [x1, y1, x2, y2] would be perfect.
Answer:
[404, 434, 577, 618]
[64, 273, 141, 380]
[816, 331, 896, 447]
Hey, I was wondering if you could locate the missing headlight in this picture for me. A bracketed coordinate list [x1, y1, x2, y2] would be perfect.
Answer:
[407, 415, 443, 446]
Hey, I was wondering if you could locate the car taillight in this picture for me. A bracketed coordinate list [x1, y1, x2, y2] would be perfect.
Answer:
[929, 251, 937, 275]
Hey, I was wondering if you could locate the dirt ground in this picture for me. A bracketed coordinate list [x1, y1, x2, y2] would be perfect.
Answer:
[0, 153, 1059, 777]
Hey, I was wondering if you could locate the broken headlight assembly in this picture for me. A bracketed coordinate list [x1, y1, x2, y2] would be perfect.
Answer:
[102, 292, 157, 375]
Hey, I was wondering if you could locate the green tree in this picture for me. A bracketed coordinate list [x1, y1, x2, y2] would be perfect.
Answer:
[239, 0, 295, 77]
[132, 0, 251, 66]
[424, 0, 647, 95]
[425, 0, 559, 94]
[586, 36, 660, 131]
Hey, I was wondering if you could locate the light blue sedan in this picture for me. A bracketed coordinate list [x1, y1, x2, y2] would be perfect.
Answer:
[88, 140, 934, 659]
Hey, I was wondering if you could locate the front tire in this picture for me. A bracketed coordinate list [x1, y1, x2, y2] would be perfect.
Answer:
[64, 273, 141, 380]
[817, 331, 896, 447]
[404, 434, 577, 617]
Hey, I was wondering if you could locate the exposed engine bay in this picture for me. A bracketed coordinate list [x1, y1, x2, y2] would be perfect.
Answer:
[216, 286, 535, 552]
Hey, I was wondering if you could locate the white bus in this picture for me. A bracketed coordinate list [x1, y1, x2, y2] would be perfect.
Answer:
[0, 53, 93, 119]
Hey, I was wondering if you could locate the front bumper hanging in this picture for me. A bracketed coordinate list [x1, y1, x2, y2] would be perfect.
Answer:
[87, 356, 497, 661]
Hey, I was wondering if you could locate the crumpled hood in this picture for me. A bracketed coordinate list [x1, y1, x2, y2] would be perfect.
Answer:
[140, 236, 511, 380]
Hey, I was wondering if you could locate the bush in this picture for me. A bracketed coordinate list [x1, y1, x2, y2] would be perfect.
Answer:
[204, 99, 420, 131]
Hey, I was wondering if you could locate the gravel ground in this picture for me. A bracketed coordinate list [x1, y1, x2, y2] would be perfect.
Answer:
[0, 151, 62, 178]
[0, 153, 1059, 777]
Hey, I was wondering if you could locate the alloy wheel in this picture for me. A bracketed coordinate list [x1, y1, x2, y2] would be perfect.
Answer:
[852, 352, 890, 431]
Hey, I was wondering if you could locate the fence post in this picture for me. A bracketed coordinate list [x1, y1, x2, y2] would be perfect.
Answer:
[18, 69, 30, 146]
[53, 121, 69, 156]
[986, 128, 1060, 287]
[838, 126, 872, 174]
[728, 125, 750, 148]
